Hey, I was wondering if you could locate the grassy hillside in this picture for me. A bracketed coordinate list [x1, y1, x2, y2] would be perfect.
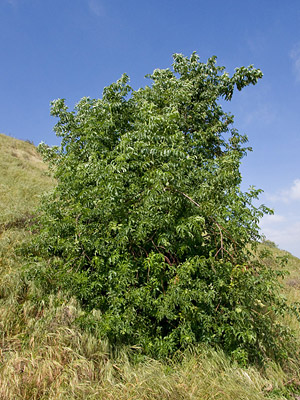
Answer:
[0, 133, 54, 224]
[0, 133, 300, 399]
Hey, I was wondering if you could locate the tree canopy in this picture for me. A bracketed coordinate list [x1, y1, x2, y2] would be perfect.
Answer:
[35, 53, 293, 363]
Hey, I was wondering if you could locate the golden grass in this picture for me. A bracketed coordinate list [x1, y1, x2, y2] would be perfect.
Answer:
[1, 286, 297, 400]
[0, 133, 300, 399]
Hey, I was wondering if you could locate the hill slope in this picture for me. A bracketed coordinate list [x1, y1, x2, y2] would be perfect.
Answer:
[0, 133, 54, 224]
[0, 133, 300, 400]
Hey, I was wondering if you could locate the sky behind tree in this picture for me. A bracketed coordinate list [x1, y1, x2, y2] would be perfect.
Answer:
[1, 0, 299, 256]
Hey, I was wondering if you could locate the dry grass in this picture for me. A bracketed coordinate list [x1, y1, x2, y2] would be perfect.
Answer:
[0, 133, 300, 399]
[1, 285, 297, 399]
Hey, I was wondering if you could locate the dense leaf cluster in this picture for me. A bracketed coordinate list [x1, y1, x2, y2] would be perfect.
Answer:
[35, 53, 293, 362]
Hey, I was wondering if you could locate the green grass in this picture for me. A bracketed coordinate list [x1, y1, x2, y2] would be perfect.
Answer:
[0, 133, 300, 399]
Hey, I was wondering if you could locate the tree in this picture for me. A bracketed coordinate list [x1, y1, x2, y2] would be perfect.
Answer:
[36, 53, 293, 363]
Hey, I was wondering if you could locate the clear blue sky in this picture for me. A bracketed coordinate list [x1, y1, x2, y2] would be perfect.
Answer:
[1, 0, 300, 257]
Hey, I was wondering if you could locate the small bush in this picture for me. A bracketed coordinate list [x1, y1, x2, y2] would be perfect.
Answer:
[262, 239, 278, 249]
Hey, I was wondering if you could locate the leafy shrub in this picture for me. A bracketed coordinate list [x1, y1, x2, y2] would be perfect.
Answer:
[262, 238, 278, 249]
[33, 53, 296, 363]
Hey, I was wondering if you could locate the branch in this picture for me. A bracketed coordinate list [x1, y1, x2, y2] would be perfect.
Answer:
[151, 239, 173, 266]
[166, 186, 236, 261]
[214, 222, 224, 258]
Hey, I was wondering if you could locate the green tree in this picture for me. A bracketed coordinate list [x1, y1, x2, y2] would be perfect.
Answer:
[35, 53, 293, 362]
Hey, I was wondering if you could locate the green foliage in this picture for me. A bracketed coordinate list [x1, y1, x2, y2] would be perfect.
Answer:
[262, 238, 279, 249]
[34, 53, 296, 362]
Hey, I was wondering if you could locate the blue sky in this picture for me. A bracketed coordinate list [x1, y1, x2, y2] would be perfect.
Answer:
[1, 0, 300, 257]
